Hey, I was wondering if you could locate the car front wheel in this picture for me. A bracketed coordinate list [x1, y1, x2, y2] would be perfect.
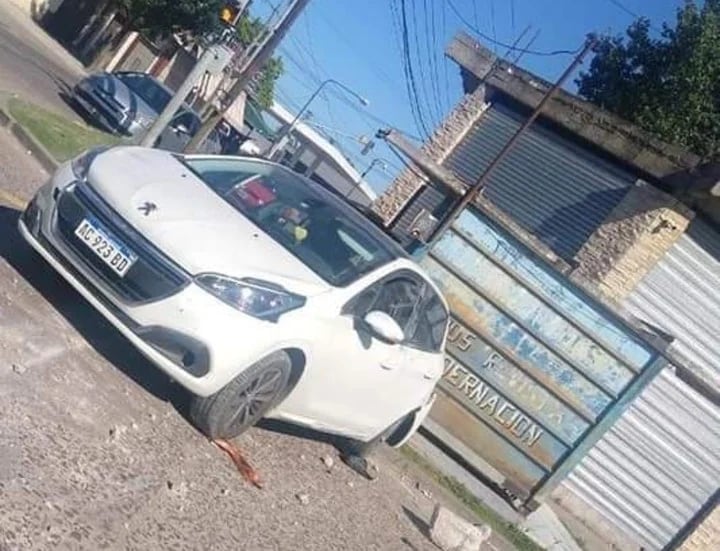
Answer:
[189, 351, 293, 440]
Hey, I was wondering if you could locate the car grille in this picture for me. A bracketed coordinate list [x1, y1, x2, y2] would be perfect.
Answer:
[76, 87, 126, 125]
[54, 182, 190, 304]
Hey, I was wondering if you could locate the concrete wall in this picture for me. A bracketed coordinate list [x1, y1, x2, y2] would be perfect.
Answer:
[571, 181, 694, 302]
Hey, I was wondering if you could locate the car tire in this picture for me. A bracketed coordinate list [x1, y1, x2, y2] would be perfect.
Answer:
[344, 411, 416, 457]
[189, 351, 293, 440]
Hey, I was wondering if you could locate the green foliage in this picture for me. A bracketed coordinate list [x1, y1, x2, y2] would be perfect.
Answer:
[115, 0, 225, 38]
[234, 13, 284, 109]
[114, 1, 283, 108]
[577, 0, 720, 159]
[254, 57, 284, 109]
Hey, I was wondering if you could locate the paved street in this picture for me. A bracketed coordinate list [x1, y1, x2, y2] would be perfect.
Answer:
[0, 1, 85, 118]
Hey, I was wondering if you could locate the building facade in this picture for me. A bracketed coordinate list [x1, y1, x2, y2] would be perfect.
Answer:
[375, 32, 720, 550]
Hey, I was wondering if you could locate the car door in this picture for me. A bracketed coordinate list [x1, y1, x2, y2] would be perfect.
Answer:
[288, 270, 442, 440]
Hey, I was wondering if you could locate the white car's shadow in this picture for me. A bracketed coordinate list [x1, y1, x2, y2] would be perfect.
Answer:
[1, 205, 187, 408]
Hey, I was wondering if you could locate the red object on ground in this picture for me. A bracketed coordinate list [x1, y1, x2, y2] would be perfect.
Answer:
[212, 438, 264, 489]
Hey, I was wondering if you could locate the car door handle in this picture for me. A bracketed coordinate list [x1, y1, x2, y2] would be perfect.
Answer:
[380, 363, 396, 370]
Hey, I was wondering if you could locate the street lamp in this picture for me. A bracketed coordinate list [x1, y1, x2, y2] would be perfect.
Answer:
[360, 158, 389, 179]
[346, 158, 389, 199]
[265, 79, 368, 160]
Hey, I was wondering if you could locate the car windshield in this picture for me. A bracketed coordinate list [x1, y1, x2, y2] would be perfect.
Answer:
[182, 158, 397, 286]
[116, 72, 171, 112]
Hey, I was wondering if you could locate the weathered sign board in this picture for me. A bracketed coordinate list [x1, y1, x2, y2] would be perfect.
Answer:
[420, 207, 666, 506]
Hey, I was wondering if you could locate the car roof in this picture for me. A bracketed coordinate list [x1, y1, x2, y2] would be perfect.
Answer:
[111, 71, 202, 118]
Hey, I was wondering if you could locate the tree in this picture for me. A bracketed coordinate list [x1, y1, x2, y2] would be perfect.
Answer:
[577, 0, 720, 159]
[114, 0, 225, 38]
[234, 14, 284, 109]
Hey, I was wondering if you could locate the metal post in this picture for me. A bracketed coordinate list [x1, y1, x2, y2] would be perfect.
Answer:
[265, 79, 368, 160]
[140, 46, 219, 147]
[426, 35, 597, 247]
[183, 0, 312, 153]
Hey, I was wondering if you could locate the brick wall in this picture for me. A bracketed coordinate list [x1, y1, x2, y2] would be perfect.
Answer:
[680, 505, 720, 551]
[571, 181, 694, 302]
[371, 87, 489, 226]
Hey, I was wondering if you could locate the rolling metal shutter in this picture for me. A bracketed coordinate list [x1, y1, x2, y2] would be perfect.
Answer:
[443, 103, 637, 261]
[390, 185, 450, 248]
[561, 217, 720, 549]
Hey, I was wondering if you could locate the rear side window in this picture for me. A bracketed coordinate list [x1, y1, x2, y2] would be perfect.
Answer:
[406, 291, 448, 352]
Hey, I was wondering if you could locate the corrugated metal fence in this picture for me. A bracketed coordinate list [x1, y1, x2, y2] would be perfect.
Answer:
[559, 216, 720, 549]
[561, 370, 720, 550]
[624, 218, 720, 388]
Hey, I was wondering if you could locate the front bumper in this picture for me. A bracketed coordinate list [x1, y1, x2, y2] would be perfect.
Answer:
[72, 86, 124, 134]
[18, 169, 303, 397]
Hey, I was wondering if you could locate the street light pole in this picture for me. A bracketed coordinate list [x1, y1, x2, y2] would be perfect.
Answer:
[345, 158, 388, 199]
[360, 158, 388, 179]
[265, 79, 368, 160]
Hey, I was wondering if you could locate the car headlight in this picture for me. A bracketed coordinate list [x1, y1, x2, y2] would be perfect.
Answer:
[195, 274, 306, 321]
[71, 146, 111, 181]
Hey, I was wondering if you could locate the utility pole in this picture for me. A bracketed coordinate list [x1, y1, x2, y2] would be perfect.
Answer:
[265, 79, 367, 160]
[424, 34, 597, 246]
[184, 0, 312, 153]
[140, 46, 220, 147]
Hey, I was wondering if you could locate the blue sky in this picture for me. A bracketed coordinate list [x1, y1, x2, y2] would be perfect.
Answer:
[253, 0, 684, 193]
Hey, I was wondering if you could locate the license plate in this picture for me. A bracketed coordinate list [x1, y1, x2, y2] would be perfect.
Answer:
[74, 218, 137, 277]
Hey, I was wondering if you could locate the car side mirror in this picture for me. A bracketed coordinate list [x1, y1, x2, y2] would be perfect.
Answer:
[174, 123, 190, 136]
[363, 311, 404, 344]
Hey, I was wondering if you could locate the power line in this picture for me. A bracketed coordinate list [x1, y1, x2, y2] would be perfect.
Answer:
[606, 0, 664, 34]
[489, 0, 498, 54]
[446, 0, 582, 57]
[280, 43, 423, 141]
[424, 0, 446, 122]
[411, 0, 442, 126]
[394, 0, 434, 137]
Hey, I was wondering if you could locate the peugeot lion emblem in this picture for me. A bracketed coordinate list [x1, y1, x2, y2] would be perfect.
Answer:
[138, 201, 158, 216]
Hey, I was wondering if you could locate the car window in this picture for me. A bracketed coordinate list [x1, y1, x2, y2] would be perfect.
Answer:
[373, 277, 422, 331]
[406, 288, 448, 352]
[173, 111, 200, 134]
[116, 72, 172, 112]
[344, 273, 448, 352]
[182, 157, 396, 286]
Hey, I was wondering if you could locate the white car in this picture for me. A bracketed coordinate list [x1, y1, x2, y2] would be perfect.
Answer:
[19, 147, 449, 449]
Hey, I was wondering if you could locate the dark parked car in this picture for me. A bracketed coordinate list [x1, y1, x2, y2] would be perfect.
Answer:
[72, 71, 222, 154]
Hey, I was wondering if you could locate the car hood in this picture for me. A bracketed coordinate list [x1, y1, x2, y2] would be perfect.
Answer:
[85, 147, 331, 296]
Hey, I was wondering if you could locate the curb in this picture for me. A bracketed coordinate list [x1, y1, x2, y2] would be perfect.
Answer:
[0, 104, 60, 174]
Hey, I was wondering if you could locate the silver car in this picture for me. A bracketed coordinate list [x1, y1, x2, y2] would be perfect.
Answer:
[72, 71, 222, 154]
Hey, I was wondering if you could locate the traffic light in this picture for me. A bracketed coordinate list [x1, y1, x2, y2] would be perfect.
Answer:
[219, 1, 244, 25]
